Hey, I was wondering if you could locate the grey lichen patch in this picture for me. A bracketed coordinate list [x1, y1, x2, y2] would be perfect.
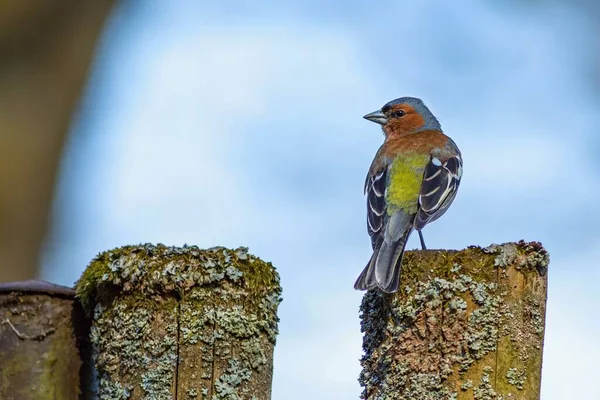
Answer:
[473, 367, 498, 400]
[460, 380, 473, 391]
[524, 296, 545, 335]
[98, 379, 133, 400]
[177, 285, 277, 398]
[76, 244, 282, 400]
[359, 242, 548, 400]
[484, 240, 549, 276]
[484, 243, 519, 268]
[505, 368, 526, 390]
[212, 359, 252, 399]
[90, 298, 178, 399]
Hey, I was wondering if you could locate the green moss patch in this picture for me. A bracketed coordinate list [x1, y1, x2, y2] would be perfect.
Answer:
[76, 244, 281, 315]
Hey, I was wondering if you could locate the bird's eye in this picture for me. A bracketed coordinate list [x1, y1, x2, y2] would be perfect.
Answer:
[393, 110, 405, 118]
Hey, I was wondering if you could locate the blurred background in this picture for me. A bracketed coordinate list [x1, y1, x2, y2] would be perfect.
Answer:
[1, 0, 598, 398]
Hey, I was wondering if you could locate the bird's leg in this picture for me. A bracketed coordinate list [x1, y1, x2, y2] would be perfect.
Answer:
[418, 230, 427, 250]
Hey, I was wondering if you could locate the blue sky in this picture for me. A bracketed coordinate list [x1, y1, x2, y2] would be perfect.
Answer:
[42, 1, 600, 398]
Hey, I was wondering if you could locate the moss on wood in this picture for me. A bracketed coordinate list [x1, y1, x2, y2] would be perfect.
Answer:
[76, 244, 282, 400]
[359, 241, 548, 400]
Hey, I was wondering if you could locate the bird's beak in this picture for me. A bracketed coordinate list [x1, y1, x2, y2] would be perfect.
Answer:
[363, 109, 388, 125]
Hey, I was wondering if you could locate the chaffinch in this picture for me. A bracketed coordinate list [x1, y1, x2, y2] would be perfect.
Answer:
[354, 97, 463, 293]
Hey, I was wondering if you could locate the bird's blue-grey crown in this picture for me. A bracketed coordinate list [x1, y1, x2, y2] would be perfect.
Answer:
[382, 97, 442, 131]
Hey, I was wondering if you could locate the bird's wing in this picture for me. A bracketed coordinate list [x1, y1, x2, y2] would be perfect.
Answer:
[414, 153, 463, 229]
[365, 166, 388, 250]
[360, 161, 415, 292]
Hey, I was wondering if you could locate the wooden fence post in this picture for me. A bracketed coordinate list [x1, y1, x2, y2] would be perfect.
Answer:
[0, 280, 91, 400]
[76, 244, 282, 400]
[358, 241, 549, 400]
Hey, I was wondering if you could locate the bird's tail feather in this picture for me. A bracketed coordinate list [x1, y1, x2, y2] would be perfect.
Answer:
[354, 252, 378, 291]
[354, 229, 411, 293]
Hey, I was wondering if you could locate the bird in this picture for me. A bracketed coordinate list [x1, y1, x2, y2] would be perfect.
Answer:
[354, 97, 462, 293]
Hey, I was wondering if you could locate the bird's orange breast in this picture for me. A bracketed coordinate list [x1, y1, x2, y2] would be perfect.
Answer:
[381, 130, 449, 158]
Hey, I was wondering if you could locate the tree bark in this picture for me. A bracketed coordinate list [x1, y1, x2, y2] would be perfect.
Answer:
[359, 241, 549, 400]
[0, 0, 117, 283]
[0, 280, 91, 400]
[76, 244, 282, 400]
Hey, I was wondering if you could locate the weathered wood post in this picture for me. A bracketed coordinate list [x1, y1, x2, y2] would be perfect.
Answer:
[0, 280, 91, 399]
[76, 244, 282, 400]
[359, 241, 548, 400]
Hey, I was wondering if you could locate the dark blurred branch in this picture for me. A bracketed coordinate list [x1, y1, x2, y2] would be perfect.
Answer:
[0, 1, 117, 282]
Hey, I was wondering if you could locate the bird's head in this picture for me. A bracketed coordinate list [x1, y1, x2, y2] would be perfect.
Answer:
[363, 97, 441, 137]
